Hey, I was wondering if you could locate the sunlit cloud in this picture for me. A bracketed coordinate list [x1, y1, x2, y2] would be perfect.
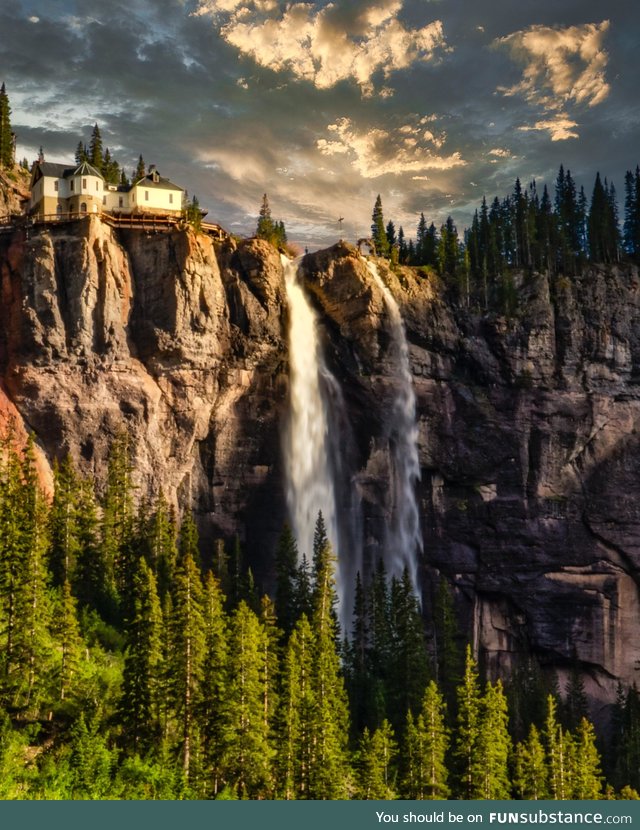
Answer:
[495, 21, 610, 117]
[316, 116, 466, 177]
[194, 0, 446, 95]
[518, 114, 580, 141]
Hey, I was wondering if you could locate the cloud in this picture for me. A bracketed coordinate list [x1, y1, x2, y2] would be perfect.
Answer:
[316, 116, 466, 177]
[495, 21, 611, 113]
[193, 0, 446, 95]
[518, 114, 579, 141]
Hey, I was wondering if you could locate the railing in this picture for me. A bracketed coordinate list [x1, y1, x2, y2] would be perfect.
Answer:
[0, 211, 229, 240]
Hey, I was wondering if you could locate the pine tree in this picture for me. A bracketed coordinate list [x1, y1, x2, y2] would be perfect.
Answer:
[402, 681, 449, 799]
[385, 220, 397, 251]
[454, 645, 482, 798]
[294, 553, 313, 623]
[256, 194, 275, 241]
[514, 724, 548, 799]
[69, 713, 113, 798]
[53, 579, 84, 703]
[144, 491, 177, 602]
[572, 717, 602, 799]
[170, 550, 206, 781]
[0, 438, 51, 711]
[309, 538, 351, 798]
[88, 124, 103, 172]
[200, 571, 228, 796]
[277, 613, 315, 798]
[398, 226, 408, 263]
[74, 141, 88, 165]
[544, 694, 573, 800]
[102, 433, 135, 616]
[220, 601, 273, 797]
[476, 680, 512, 798]
[134, 154, 146, 181]
[119, 559, 163, 755]
[275, 524, 299, 637]
[386, 570, 429, 730]
[433, 576, 461, 711]
[0, 83, 14, 168]
[73, 478, 115, 617]
[371, 195, 390, 257]
[48, 456, 81, 587]
[357, 719, 397, 798]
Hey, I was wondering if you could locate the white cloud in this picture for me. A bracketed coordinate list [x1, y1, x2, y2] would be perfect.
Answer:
[28, 15, 40, 23]
[495, 21, 611, 113]
[316, 116, 466, 177]
[488, 147, 511, 158]
[518, 115, 580, 141]
[194, 0, 446, 95]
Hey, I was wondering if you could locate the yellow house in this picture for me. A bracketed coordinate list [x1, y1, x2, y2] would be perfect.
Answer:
[29, 161, 185, 218]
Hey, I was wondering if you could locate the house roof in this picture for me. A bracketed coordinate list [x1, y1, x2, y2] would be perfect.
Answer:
[37, 162, 76, 178]
[31, 160, 104, 187]
[72, 160, 103, 179]
[133, 172, 184, 192]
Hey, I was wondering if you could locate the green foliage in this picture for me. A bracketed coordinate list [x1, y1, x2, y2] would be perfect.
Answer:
[0, 431, 627, 799]
[256, 194, 287, 248]
[357, 719, 397, 799]
[371, 195, 390, 257]
[184, 195, 202, 232]
[514, 724, 548, 799]
[0, 82, 15, 168]
[220, 601, 274, 797]
[88, 124, 103, 173]
[134, 155, 146, 181]
[401, 681, 449, 799]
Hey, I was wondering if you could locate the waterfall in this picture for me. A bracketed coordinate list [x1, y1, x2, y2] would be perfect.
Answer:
[281, 255, 345, 607]
[365, 259, 422, 593]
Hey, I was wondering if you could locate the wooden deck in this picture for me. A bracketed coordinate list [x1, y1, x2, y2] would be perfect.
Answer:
[0, 211, 228, 240]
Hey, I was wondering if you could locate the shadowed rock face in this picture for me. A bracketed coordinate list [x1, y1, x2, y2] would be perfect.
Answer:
[1, 217, 640, 715]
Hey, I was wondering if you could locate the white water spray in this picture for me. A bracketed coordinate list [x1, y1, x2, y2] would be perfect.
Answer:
[281, 255, 342, 597]
[366, 260, 422, 592]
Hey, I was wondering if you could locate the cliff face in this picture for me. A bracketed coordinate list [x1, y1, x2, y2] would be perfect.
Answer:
[1, 212, 639, 714]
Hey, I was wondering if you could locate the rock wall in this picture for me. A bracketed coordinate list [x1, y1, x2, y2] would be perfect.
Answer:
[1, 214, 640, 717]
[301, 247, 640, 715]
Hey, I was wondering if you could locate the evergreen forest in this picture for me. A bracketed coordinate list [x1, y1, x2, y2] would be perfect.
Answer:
[1, 431, 640, 800]
[371, 164, 640, 314]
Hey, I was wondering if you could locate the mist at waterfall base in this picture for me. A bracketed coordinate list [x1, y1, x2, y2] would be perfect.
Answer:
[281, 254, 422, 627]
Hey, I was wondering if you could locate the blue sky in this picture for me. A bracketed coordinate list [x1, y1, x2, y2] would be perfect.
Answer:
[1, 0, 638, 247]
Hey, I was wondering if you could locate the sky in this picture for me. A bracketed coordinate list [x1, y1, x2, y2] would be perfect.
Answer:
[1, 0, 638, 248]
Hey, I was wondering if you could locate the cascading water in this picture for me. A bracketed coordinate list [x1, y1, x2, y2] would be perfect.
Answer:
[365, 259, 422, 594]
[281, 255, 350, 612]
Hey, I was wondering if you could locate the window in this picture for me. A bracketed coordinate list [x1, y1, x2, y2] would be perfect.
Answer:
[54, 180, 58, 192]
[102, 195, 107, 205]
[83, 178, 87, 188]
[96, 181, 100, 191]
[119, 197, 124, 208]
[57, 204, 62, 214]
[169, 193, 173, 204]
[70, 180, 74, 192]
[80, 202, 87, 213]
[145, 190, 149, 201]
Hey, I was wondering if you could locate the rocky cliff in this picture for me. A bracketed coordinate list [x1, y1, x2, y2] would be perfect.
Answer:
[1, 208, 639, 717]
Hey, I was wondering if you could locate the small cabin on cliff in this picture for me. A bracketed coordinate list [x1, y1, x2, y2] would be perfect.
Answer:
[28, 161, 185, 218]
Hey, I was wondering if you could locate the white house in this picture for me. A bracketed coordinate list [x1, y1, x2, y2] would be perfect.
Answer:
[29, 160, 185, 218]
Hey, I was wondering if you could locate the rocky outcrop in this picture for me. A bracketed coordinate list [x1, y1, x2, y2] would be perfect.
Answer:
[0, 166, 30, 216]
[1, 207, 640, 718]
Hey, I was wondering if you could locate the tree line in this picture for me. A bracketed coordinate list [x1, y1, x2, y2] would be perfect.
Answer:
[371, 164, 640, 313]
[1, 432, 640, 799]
